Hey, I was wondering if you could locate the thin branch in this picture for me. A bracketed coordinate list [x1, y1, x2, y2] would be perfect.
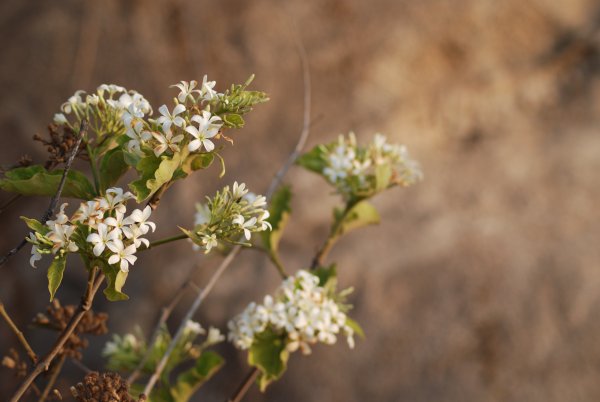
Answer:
[38, 354, 66, 402]
[0, 300, 38, 364]
[0, 120, 88, 268]
[70, 357, 93, 374]
[266, 21, 311, 200]
[127, 281, 199, 384]
[9, 267, 104, 402]
[226, 367, 259, 402]
[142, 246, 242, 395]
[142, 233, 188, 251]
[0, 194, 22, 216]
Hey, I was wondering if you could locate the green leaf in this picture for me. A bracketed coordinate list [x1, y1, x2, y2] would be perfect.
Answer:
[100, 262, 129, 301]
[47, 255, 67, 301]
[248, 329, 289, 391]
[375, 163, 392, 192]
[335, 200, 380, 238]
[222, 113, 245, 128]
[129, 151, 186, 202]
[182, 153, 214, 174]
[170, 351, 224, 402]
[20, 216, 48, 234]
[296, 145, 327, 174]
[95, 133, 129, 157]
[123, 150, 141, 168]
[99, 147, 129, 192]
[345, 317, 365, 339]
[313, 264, 337, 289]
[261, 185, 291, 257]
[0, 165, 95, 199]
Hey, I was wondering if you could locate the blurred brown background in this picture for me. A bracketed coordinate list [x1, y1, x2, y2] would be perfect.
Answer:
[1, 0, 600, 401]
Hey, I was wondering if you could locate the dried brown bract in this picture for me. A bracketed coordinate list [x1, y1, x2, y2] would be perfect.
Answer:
[2, 348, 28, 378]
[32, 299, 108, 359]
[33, 123, 89, 169]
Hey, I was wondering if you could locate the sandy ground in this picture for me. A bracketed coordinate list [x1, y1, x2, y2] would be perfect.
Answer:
[1, 0, 600, 401]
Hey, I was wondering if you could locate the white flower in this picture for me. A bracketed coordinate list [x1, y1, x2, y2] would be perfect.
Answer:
[172, 80, 201, 103]
[61, 90, 85, 114]
[104, 210, 126, 232]
[103, 188, 134, 213]
[121, 224, 149, 249]
[86, 94, 100, 105]
[232, 181, 248, 199]
[232, 214, 257, 241]
[86, 223, 119, 256]
[185, 111, 222, 152]
[152, 129, 184, 157]
[126, 120, 152, 154]
[53, 113, 68, 125]
[156, 104, 186, 133]
[206, 327, 225, 345]
[47, 223, 78, 254]
[126, 206, 156, 234]
[200, 75, 217, 101]
[107, 239, 137, 273]
[72, 200, 103, 227]
[257, 210, 272, 231]
[97, 84, 126, 96]
[201, 233, 218, 253]
[29, 233, 42, 268]
[184, 320, 205, 336]
[45, 203, 69, 228]
[122, 103, 143, 127]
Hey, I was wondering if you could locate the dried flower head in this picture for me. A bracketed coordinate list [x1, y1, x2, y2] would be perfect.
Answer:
[70, 372, 145, 402]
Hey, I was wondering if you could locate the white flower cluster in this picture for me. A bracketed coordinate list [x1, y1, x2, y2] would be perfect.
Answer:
[191, 182, 271, 253]
[102, 332, 141, 357]
[182, 320, 226, 348]
[125, 76, 224, 158]
[228, 270, 355, 355]
[55, 84, 152, 130]
[103, 321, 225, 370]
[28, 187, 155, 273]
[321, 133, 423, 198]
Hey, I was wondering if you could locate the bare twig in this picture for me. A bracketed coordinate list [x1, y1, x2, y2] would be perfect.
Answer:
[226, 367, 259, 402]
[0, 194, 22, 216]
[38, 354, 66, 402]
[265, 22, 311, 200]
[127, 281, 199, 384]
[70, 357, 93, 374]
[0, 300, 38, 364]
[0, 120, 88, 268]
[9, 267, 104, 402]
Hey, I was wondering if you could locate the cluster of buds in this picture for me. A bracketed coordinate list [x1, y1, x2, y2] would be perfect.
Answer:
[103, 320, 224, 373]
[54, 84, 152, 137]
[187, 182, 271, 253]
[124, 76, 224, 159]
[301, 133, 423, 200]
[28, 187, 155, 273]
[228, 270, 355, 355]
